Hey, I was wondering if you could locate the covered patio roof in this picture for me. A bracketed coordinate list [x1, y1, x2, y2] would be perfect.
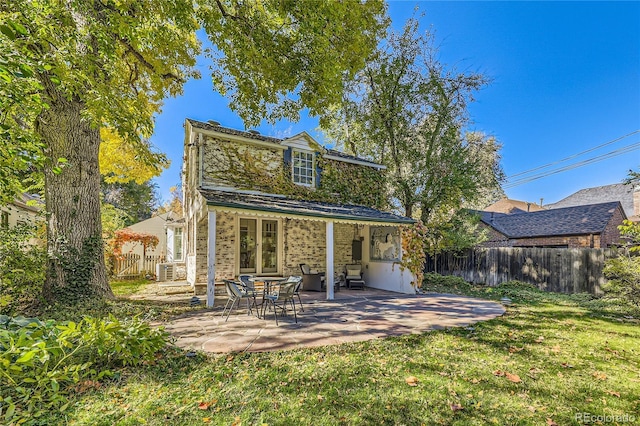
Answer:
[199, 188, 414, 224]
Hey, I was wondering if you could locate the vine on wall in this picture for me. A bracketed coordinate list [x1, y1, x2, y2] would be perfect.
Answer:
[208, 141, 387, 209]
[400, 220, 428, 288]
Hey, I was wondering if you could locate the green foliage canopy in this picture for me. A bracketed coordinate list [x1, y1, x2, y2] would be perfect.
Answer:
[321, 18, 504, 253]
[0, 0, 388, 302]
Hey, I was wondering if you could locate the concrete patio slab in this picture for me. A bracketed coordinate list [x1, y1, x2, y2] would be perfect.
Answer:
[158, 292, 506, 353]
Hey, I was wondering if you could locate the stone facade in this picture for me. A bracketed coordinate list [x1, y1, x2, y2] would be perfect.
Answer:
[282, 218, 326, 276]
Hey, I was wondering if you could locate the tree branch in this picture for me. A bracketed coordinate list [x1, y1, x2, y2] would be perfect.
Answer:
[117, 36, 183, 82]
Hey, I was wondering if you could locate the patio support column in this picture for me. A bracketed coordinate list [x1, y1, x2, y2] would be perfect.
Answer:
[326, 220, 334, 300]
[206, 209, 216, 308]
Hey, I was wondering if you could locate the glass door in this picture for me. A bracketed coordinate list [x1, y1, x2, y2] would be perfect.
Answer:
[239, 218, 280, 274]
[239, 218, 257, 273]
[261, 220, 278, 273]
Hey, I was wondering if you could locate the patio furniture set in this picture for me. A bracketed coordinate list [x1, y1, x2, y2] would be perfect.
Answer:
[221, 264, 367, 326]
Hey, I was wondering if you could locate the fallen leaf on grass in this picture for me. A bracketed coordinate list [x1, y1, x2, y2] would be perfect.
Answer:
[546, 418, 558, 426]
[405, 376, 419, 386]
[605, 390, 620, 397]
[592, 371, 608, 380]
[450, 403, 464, 412]
[527, 406, 536, 413]
[505, 372, 522, 383]
[198, 402, 210, 410]
[493, 370, 521, 383]
[509, 346, 524, 353]
[535, 336, 544, 343]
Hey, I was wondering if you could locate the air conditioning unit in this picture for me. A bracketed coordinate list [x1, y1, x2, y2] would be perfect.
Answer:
[156, 263, 175, 282]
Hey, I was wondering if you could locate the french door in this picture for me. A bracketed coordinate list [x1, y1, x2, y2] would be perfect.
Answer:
[239, 218, 279, 274]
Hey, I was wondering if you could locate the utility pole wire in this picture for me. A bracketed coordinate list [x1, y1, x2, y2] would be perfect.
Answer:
[504, 140, 640, 189]
[506, 130, 640, 180]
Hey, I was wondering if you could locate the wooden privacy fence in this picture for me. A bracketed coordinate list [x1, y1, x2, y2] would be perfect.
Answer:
[112, 253, 166, 279]
[426, 247, 615, 295]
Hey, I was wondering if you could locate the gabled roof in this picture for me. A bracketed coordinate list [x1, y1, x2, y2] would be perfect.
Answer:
[186, 118, 384, 169]
[187, 118, 282, 144]
[547, 183, 636, 218]
[199, 188, 414, 224]
[479, 201, 625, 238]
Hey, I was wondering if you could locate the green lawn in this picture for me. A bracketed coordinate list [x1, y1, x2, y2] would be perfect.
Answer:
[110, 278, 154, 297]
[43, 279, 639, 425]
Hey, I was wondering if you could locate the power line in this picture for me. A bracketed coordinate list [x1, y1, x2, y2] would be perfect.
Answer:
[506, 130, 640, 180]
[504, 140, 640, 189]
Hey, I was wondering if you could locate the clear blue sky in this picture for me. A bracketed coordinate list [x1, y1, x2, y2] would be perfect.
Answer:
[150, 1, 640, 208]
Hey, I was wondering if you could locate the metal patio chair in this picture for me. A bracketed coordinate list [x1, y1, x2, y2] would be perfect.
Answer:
[221, 279, 255, 322]
[262, 281, 298, 326]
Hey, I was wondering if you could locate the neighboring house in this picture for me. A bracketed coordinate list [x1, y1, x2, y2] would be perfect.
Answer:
[477, 202, 626, 248]
[118, 212, 186, 279]
[182, 118, 415, 305]
[484, 198, 544, 214]
[1, 194, 41, 230]
[547, 183, 639, 222]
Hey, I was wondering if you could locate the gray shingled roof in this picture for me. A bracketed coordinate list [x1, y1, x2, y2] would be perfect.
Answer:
[480, 202, 625, 238]
[199, 189, 414, 224]
[187, 118, 383, 168]
[547, 183, 635, 218]
[187, 118, 282, 144]
[325, 149, 383, 168]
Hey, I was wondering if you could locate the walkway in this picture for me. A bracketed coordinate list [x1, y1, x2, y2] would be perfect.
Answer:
[160, 292, 505, 353]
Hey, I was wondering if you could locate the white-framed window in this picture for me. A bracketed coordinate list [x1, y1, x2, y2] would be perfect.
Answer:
[174, 227, 183, 261]
[292, 150, 314, 186]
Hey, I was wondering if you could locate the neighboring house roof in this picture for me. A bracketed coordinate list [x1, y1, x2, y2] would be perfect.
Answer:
[547, 183, 636, 218]
[199, 188, 414, 224]
[484, 198, 544, 214]
[187, 118, 384, 169]
[125, 212, 184, 232]
[8, 193, 42, 213]
[479, 201, 625, 238]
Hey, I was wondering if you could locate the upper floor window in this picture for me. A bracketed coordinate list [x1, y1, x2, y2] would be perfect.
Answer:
[292, 150, 314, 186]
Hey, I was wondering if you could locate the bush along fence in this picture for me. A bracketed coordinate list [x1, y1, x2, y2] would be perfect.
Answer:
[425, 247, 615, 295]
[111, 254, 166, 279]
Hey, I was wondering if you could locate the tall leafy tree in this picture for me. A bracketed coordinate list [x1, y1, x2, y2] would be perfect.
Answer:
[0, 1, 387, 303]
[322, 19, 504, 251]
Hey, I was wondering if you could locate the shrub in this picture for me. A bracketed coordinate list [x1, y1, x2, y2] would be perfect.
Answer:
[0, 224, 46, 315]
[0, 314, 169, 424]
[603, 220, 640, 306]
[603, 254, 640, 306]
[423, 272, 470, 288]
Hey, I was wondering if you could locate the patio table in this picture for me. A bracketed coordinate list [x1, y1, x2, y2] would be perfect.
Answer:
[249, 277, 287, 318]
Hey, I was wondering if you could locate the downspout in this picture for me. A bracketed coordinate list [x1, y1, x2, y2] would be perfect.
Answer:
[198, 132, 203, 188]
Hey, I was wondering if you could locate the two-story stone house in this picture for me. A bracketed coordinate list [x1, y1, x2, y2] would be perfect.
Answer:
[182, 119, 415, 306]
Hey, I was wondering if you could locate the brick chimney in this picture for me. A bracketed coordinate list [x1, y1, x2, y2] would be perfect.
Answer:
[634, 186, 640, 217]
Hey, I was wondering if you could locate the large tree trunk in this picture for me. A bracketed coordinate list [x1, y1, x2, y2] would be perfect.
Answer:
[36, 88, 113, 303]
